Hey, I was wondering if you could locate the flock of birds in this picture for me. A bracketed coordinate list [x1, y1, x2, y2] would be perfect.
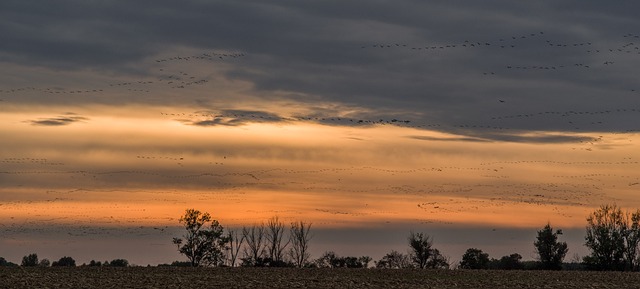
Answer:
[1, 30, 640, 242]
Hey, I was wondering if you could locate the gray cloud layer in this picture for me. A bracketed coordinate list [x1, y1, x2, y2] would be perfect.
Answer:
[2, 0, 640, 138]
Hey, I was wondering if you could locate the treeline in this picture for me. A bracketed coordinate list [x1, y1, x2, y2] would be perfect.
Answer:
[0, 254, 129, 267]
[1, 204, 639, 271]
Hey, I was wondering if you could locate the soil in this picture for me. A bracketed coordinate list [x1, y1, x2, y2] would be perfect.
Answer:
[1, 267, 639, 289]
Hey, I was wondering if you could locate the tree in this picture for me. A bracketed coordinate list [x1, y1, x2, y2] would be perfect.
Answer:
[21, 253, 38, 267]
[534, 223, 568, 270]
[584, 204, 640, 271]
[226, 229, 245, 267]
[52, 256, 76, 267]
[460, 248, 490, 269]
[289, 221, 312, 268]
[427, 248, 450, 269]
[358, 256, 373, 269]
[407, 231, 449, 269]
[265, 216, 290, 263]
[408, 231, 432, 269]
[242, 224, 266, 266]
[314, 251, 336, 268]
[172, 209, 229, 267]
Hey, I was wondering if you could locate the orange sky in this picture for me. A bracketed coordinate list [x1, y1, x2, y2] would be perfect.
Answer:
[2, 107, 639, 231]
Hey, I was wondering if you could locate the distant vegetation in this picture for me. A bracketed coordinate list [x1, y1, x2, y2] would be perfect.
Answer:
[3, 204, 640, 271]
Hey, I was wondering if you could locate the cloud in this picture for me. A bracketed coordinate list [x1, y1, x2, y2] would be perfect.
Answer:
[2, 0, 640, 136]
[179, 109, 286, 127]
[408, 135, 490, 143]
[27, 113, 88, 126]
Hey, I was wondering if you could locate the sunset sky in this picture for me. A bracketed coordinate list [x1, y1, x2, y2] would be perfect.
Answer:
[1, 1, 640, 265]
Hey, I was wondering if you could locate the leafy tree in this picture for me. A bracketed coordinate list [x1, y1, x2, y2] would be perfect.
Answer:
[358, 256, 373, 269]
[314, 251, 338, 268]
[427, 248, 450, 269]
[584, 204, 640, 271]
[375, 250, 413, 269]
[172, 209, 229, 267]
[408, 231, 432, 268]
[407, 231, 449, 269]
[534, 223, 568, 270]
[289, 221, 312, 268]
[52, 256, 76, 267]
[21, 253, 38, 267]
[460, 248, 490, 269]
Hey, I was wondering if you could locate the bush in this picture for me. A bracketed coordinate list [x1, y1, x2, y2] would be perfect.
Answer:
[108, 259, 129, 267]
[489, 253, 524, 270]
[39, 259, 51, 267]
[0, 257, 17, 267]
[88, 260, 102, 267]
[52, 256, 76, 267]
[313, 251, 370, 268]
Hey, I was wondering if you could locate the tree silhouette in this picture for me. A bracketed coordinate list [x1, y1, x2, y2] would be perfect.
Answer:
[265, 216, 289, 263]
[407, 231, 449, 269]
[534, 223, 568, 270]
[408, 231, 432, 268]
[289, 221, 312, 268]
[242, 224, 266, 266]
[584, 204, 640, 271]
[172, 209, 228, 267]
[21, 253, 38, 267]
[459, 248, 490, 269]
[226, 229, 245, 267]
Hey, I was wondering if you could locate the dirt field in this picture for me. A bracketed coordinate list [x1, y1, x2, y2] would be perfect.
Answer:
[1, 267, 639, 289]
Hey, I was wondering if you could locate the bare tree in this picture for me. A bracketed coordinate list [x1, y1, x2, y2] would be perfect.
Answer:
[289, 221, 312, 267]
[226, 229, 245, 267]
[266, 216, 290, 263]
[242, 224, 266, 265]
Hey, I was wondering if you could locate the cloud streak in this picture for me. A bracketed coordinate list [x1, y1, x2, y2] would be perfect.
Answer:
[26, 113, 88, 126]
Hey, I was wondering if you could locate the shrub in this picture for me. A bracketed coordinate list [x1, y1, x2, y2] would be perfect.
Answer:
[52, 256, 76, 267]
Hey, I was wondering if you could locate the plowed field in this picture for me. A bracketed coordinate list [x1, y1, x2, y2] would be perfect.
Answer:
[1, 267, 639, 289]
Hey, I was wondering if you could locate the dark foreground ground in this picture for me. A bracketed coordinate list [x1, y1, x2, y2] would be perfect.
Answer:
[1, 267, 640, 289]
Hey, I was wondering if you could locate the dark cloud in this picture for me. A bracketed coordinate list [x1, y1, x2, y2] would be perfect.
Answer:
[27, 113, 88, 126]
[1, 0, 640, 136]
[180, 109, 285, 127]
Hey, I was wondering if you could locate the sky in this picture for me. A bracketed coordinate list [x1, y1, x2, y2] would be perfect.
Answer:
[1, 0, 640, 266]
